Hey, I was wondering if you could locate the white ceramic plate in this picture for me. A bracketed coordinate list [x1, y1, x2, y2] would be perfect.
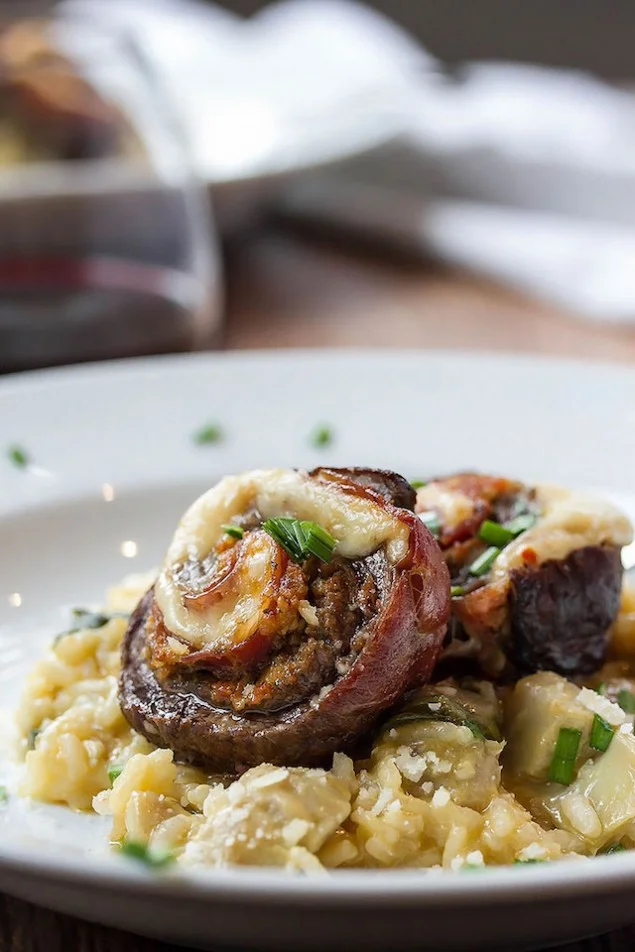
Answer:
[1, 350, 635, 952]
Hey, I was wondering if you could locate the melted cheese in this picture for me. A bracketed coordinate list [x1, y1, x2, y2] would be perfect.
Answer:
[491, 484, 633, 579]
[155, 469, 409, 648]
[416, 484, 475, 530]
[175, 533, 275, 650]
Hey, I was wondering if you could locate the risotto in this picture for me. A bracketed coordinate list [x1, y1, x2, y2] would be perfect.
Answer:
[14, 467, 635, 872]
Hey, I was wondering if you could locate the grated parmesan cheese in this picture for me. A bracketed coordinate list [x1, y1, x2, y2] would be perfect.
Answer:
[517, 842, 547, 861]
[298, 600, 319, 627]
[466, 850, 484, 867]
[432, 787, 451, 808]
[577, 687, 625, 727]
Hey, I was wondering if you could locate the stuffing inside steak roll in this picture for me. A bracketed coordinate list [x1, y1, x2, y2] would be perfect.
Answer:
[119, 467, 450, 773]
[415, 474, 632, 678]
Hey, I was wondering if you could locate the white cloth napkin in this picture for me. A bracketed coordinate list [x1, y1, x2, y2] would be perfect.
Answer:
[62, 0, 635, 322]
[282, 52, 635, 323]
[61, 0, 428, 181]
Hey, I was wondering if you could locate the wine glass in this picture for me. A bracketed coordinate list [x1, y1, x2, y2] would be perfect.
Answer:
[0, 5, 221, 373]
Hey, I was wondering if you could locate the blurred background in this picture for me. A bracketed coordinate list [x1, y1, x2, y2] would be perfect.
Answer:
[220, 0, 635, 77]
[2, 0, 635, 371]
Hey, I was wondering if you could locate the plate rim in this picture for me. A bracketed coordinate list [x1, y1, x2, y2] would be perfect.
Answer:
[1, 345, 634, 395]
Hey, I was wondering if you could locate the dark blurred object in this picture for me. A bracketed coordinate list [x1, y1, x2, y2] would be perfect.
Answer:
[0, 18, 131, 162]
[4, 889, 635, 952]
[0, 10, 220, 374]
[216, 0, 635, 80]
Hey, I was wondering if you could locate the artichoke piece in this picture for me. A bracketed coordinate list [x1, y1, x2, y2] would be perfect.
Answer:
[542, 730, 635, 849]
[503, 672, 624, 784]
[377, 682, 504, 811]
[383, 682, 502, 742]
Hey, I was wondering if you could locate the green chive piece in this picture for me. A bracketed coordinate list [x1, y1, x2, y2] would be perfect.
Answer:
[108, 765, 124, 785]
[477, 520, 515, 547]
[468, 546, 500, 577]
[514, 858, 545, 864]
[193, 423, 222, 445]
[410, 479, 427, 490]
[262, 517, 304, 562]
[418, 511, 441, 538]
[119, 839, 174, 869]
[617, 690, 635, 714]
[262, 517, 336, 564]
[222, 524, 244, 540]
[589, 714, 615, 753]
[310, 424, 333, 448]
[596, 683, 607, 696]
[504, 513, 537, 536]
[27, 728, 41, 751]
[302, 522, 337, 562]
[450, 585, 465, 597]
[548, 727, 582, 785]
[0, 786, 8, 803]
[476, 512, 536, 549]
[604, 843, 626, 854]
[7, 444, 29, 468]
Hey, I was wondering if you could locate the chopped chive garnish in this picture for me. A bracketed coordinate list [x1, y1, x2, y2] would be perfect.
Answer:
[108, 765, 123, 785]
[418, 511, 441, 538]
[604, 843, 626, 854]
[468, 546, 500, 577]
[119, 839, 174, 868]
[262, 517, 336, 564]
[193, 423, 222, 445]
[310, 424, 333, 448]
[477, 520, 515, 547]
[27, 728, 41, 750]
[617, 690, 635, 714]
[0, 786, 8, 803]
[548, 727, 582, 785]
[514, 858, 545, 864]
[7, 444, 29, 468]
[504, 513, 537, 535]
[410, 479, 427, 489]
[302, 522, 337, 562]
[596, 683, 607, 696]
[222, 524, 244, 540]
[477, 513, 536, 548]
[589, 714, 615, 752]
[450, 585, 465, 597]
[262, 517, 305, 562]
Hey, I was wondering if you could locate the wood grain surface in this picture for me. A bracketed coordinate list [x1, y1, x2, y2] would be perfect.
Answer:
[223, 226, 635, 362]
[2, 226, 635, 952]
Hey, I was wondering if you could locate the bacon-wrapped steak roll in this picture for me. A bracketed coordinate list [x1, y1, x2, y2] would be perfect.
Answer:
[120, 467, 450, 772]
[415, 474, 632, 677]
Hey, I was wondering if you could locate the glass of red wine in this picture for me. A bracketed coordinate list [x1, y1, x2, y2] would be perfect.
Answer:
[0, 8, 221, 373]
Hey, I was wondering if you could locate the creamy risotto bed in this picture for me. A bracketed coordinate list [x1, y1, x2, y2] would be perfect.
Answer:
[14, 468, 635, 871]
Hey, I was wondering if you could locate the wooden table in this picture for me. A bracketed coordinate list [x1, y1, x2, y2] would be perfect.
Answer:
[224, 225, 635, 361]
[4, 226, 635, 952]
